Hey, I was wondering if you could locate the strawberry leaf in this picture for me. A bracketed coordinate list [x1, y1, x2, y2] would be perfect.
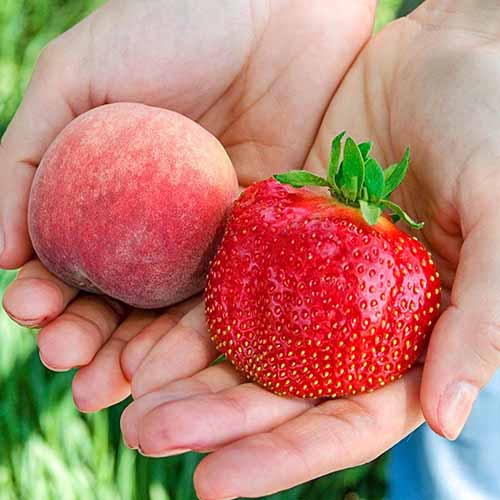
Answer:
[327, 131, 346, 187]
[383, 147, 410, 198]
[380, 199, 424, 230]
[359, 200, 382, 226]
[364, 158, 385, 202]
[337, 138, 365, 201]
[340, 176, 358, 201]
[358, 141, 373, 160]
[274, 171, 330, 188]
[275, 134, 421, 231]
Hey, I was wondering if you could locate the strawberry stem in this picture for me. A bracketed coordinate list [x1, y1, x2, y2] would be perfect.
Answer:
[274, 133, 423, 229]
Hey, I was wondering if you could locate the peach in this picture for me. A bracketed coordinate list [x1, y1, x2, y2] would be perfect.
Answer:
[28, 103, 238, 308]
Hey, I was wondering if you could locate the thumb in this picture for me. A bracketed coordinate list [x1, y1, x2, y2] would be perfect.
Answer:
[421, 214, 500, 440]
[0, 23, 96, 269]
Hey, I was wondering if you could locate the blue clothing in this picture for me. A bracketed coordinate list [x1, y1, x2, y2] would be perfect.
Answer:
[389, 370, 500, 500]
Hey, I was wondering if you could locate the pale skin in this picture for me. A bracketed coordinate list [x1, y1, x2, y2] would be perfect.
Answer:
[2, 0, 500, 498]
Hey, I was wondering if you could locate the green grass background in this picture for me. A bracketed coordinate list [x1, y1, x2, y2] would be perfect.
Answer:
[0, 1, 422, 499]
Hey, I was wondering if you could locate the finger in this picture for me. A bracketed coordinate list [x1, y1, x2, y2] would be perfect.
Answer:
[136, 382, 315, 457]
[121, 295, 202, 380]
[0, 144, 35, 269]
[129, 302, 218, 398]
[0, 31, 94, 269]
[72, 310, 159, 413]
[2, 259, 78, 327]
[37, 294, 123, 371]
[421, 216, 500, 440]
[121, 362, 245, 450]
[194, 369, 423, 500]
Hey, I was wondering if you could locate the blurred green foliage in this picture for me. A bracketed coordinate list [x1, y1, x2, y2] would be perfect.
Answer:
[0, 0, 422, 499]
[0, 0, 104, 136]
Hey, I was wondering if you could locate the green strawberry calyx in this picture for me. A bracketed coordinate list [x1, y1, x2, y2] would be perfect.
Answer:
[274, 132, 423, 229]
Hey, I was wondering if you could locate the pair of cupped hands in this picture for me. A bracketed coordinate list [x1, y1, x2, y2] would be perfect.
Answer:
[2, 0, 500, 498]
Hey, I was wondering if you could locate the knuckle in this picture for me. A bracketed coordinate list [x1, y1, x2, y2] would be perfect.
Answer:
[219, 390, 248, 422]
[308, 400, 378, 465]
[32, 37, 74, 86]
[34, 39, 60, 74]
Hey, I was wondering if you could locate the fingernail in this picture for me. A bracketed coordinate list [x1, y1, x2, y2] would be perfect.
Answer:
[2, 278, 60, 326]
[159, 447, 192, 457]
[137, 445, 191, 457]
[38, 351, 66, 372]
[6, 310, 49, 328]
[122, 435, 137, 450]
[198, 497, 237, 500]
[438, 381, 478, 440]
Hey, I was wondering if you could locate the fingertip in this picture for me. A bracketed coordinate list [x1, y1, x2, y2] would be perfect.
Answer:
[72, 396, 98, 414]
[436, 380, 478, 441]
[3, 277, 64, 327]
[72, 347, 131, 413]
[120, 313, 178, 382]
[121, 383, 206, 451]
[419, 305, 481, 441]
[0, 152, 36, 271]
[137, 445, 191, 459]
[0, 241, 33, 271]
[72, 371, 100, 413]
[120, 402, 139, 449]
[194, 457, 235, 500]
[130, 376, 145, 400]
[130, 367, 166, 400]
[421, 361, 478, 440]
[121, 341, 145, 383]
[38, 350, 70, 372]
[72, 366, 125, 413]
[193, 460, 210, 499]
[130, 368, 155, 400]
[129, 336, 217, 400]
[137, 408, 171, 455]
[136, 402, 197, 458]
[419, 376, 442, 438]
[37, 316, 98, 370]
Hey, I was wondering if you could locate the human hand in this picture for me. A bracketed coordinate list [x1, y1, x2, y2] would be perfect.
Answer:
[0, 0, 374, 410]
[310, 0, 500, 441]
[121, 1, 500, 497]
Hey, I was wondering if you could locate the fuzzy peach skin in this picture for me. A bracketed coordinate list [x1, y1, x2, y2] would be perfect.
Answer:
[28, 102, 238, 309]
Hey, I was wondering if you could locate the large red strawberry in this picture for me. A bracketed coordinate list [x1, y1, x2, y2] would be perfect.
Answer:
[205, 133, 441, 398]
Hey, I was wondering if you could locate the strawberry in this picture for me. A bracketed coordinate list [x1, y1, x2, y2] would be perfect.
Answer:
[205, 133, 441, 398]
